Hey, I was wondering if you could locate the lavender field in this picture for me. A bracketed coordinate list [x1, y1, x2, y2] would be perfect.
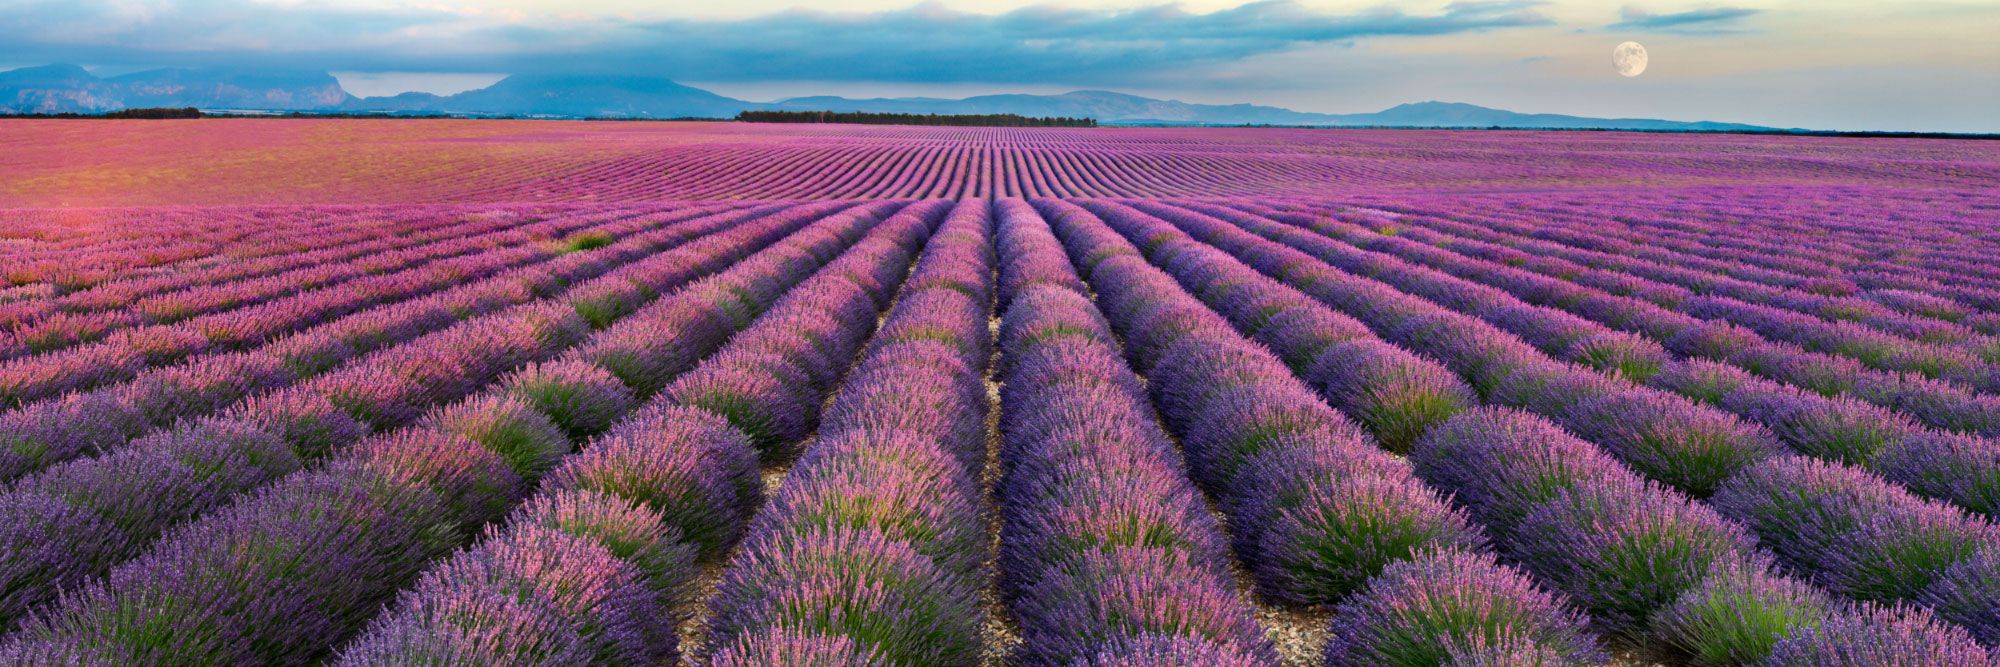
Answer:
[3, 122, 2000, 666]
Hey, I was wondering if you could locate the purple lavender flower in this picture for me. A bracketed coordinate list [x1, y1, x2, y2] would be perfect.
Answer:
[872, 289, 988, 358]
[1720, 374, 1923, 466]
[1820, 500, 1998, 603]
[568, 300, 732, 396]
[706, 526, 983, 665]
[4, 466, 460, 663]
[111, 352, 293, 426]
[818, 364, 985, 465]
[1651, 359, 1753, 406]
[0, 392, 147, 480]
[350, 427, 526, 528]
[1003, 337, 1145, 405]
[1014, 546, 1275, 667]
[1409, 408, 1641, 541]
[708, 627, 886, 667]
[543, 405, 757, 558]
[566, 277, 651, 329]
[1254, 474, 1487, 604]
[340, 525, 672, 666]
[1325, 549, 1606, 667]
[0, 418, 298, 624]
[1708, 454, 1993, 601]
[1650, 557, 1835, 666]
[1174, 380, 1363, 491]
[757, 430, 984, 574]
[1227, 429, 1406, 556]
[1509, 481, 1758, 632]
[723, 308, 850, 389]
[499, 359, 638, 439]
[228, 386, 372, 458]
[1762, 602, 1992, 666]
[309, 366, 429, 430]
[663, 349, 815, 458]
[0, 493, 112, 627]
[1566, 331, 1669, 382]
[1119, 302, 1235, 372]
[1003, 469, 1231, 585]
[1875, 430, 2000, 516]
[421, 393, 573, 478]
[1079, 633, 1274, 666]
[509, 489, 699, 600]
[23, 417, 297, 535]
[1146, 337, 1293, 420]
[1251, 305, 1374, 370]
[1016, 543, 1280, 667]
[1000, 286, 1115, 361]
[1567, 390, 1784, 497]
[1437, 633, 1587, 667]
[1310, 340, 1477, 453]
[1664, 321, 1766, 362]
[1919, 545, 2000, 646]
[1481, 360, 1621, 419]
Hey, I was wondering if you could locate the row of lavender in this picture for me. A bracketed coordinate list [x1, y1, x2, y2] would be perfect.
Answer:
[994, 197, 1994, 664]
[0, 201, 859, 622]
[4, 195, 1997, 665]
[1303, 199, 2000, 392]
[0, 203, 761, 405]
[0, 205, 771, 615]
[1227, 199, 2000, 511]
[1512, 198, 1996, 313]
[1038, 199, 1605, 664]
[1202, 197, 2000, 524]
[0, 205, 651, 358]
[1253, 202, 1961, 394]
[0, 201, 858, 631]
[698, 199, 992, 662]
[334, 199, 945, 663]
[0, 201, 906, 660]
[0, 206, 590, 294]
[987, 199, 1275, 664]
[0, 202, 792, 484]
[1435, 190, 2000, 315]
[1199, 200, 2000, 503]
[1095, 199, 2000, 661]
[1336, 188, 2000, 313]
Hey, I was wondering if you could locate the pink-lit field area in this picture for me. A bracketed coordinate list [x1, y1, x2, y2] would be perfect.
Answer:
[4, 120, 2000, 666]
[4, 119, 1997, 205]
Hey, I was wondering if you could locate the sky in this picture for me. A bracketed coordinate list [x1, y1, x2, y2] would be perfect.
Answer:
[3, 0, 1997, 132]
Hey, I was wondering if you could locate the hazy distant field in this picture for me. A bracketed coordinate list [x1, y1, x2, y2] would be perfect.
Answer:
[3, 120, 2000, 665]
[3, 119, 1994, 206]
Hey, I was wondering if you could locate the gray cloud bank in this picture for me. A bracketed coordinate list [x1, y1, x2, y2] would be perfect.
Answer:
[1607, 5, 1761, 33]
[1, 0, 1552, 84]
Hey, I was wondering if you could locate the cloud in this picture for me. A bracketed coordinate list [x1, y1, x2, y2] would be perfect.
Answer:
[0, 0, 1553, 84]
[1607, 5, 1760, 34]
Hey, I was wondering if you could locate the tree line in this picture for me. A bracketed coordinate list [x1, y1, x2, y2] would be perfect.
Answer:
[735, 110, 1096, 127]
[1, 107, 203, 119]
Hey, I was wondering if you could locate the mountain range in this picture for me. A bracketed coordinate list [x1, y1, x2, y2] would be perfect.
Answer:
[1, 64, 1778, 131]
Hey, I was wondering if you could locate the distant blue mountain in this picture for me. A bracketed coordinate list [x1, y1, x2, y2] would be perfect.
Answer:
[1, 64, 1777, 131]
[769, 93, 1773, 130]
[0, 64, 122, 113]
[767, 90, 1328, 125]
[1321, 101, 1776, 131]
[108, 68, 351, 110]
[344, 73, 747, 118]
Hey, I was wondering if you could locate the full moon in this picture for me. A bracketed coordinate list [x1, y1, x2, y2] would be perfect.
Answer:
[1614, 41, 1648, 77]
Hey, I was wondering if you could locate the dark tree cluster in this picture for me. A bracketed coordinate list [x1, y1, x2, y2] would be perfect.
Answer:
[1, 107, 203, 119]
[105, 107, 202, 119]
